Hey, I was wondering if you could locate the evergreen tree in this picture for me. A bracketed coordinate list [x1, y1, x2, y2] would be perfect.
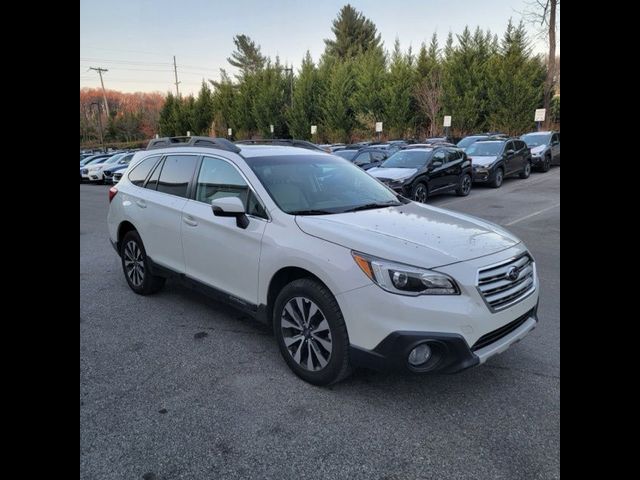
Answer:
[227, 34, 266, 78]
[383, 39, 416, 138]
[322, 60, 357, 142]
[210, 70, 236, 137]
[252, 60, 289, 137]
[353, 47, 387, 123]
[287, 52, 322, 140]
[486, 21, 545, 134]
[323, 4, 382, 60]
[192, 81, 214, 135]
[158, 92, 178, 136]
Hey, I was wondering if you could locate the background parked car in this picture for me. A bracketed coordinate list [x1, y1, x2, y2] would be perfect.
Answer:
[83, 152, 130, 183]
[466, 138, 531, 188]
[368, 146, 472, 201]
[520, 131, 560, 172]
[103, 153, 135, 184]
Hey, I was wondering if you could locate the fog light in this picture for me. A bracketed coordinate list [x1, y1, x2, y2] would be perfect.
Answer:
[408, 343, 432, 366]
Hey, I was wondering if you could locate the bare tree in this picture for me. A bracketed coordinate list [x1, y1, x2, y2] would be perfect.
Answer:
[521, 0, 559, 128]
[414, 71, 443, 138]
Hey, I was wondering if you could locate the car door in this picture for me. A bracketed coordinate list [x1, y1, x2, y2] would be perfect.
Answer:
[514, 140, 527, 171]
[443, 149, 462, 189]
[426, 150, 448, 192]
[550, 133, 560, 163]
[503, 141, 517, 175]
[136, 154, 199, 273]
[181, 155, 268, 305]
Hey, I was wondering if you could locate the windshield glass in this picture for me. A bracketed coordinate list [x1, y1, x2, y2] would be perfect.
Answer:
[521, 133, 551, 148]
[104, 153, 125, 164]
[465, 142, 503, 156]
[246, 154, 401, 215]
[85, 156, 110, 165]
[457, 136, 486, 149]
[334, 150, 357, 161]
[380, 150, 430, 168]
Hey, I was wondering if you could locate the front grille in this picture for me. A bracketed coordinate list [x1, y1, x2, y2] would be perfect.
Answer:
[104, 170, 113, 177]
[471, 309, 533, 351]
[81, 169, 88, 174]
[477, 253, 535, 311]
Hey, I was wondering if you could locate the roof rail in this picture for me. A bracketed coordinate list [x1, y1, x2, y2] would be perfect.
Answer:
[146, 136, 241, 154]
[234, 138, 324, 152]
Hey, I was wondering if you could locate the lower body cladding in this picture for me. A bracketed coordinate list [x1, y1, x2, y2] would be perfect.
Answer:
[338, 245, 539, 374]
[472, 168, 494, 183]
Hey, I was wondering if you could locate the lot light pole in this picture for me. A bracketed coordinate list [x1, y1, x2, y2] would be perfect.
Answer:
[91, 102, 105, 152]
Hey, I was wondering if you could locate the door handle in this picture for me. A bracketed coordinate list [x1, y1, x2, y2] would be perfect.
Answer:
[183, 216, 198, 227]
[135, 199, 146, 208]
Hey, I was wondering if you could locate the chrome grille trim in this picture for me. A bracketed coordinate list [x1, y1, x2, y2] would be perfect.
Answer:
[476, 253, 535, 312]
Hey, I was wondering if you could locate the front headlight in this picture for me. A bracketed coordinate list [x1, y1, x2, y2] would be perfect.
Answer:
[352, 251, 459, 296]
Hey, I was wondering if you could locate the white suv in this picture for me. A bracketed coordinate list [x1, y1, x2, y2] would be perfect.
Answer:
[107, 136, 539, 385]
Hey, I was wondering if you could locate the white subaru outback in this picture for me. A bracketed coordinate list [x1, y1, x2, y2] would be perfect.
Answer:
[107, 136, 539, 385]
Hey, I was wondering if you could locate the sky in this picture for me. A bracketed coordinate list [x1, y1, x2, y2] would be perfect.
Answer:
[80, 0, 559, 96]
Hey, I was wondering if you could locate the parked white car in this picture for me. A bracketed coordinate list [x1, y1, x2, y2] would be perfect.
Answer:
[82, 152, 128, 183]
[107, 137, 539, 385]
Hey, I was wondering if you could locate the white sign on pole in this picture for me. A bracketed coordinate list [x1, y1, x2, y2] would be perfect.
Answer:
[443, 116, 452, 127]
[155, 134, 159, 139]
[270, 124, 274, 133]
[187, 131, 191, 137]
[534, 109, 546, 122]
[228, 128, 233, 136]
[375, 122, 383, 133]
[311, 125, 317, 135]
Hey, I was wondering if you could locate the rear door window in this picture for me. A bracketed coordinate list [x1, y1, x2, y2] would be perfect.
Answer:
[128, 156, 161, 186]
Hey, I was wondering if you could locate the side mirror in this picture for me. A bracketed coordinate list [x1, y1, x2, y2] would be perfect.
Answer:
[506, 149, 515, 156]
[211, 196, 250, 229]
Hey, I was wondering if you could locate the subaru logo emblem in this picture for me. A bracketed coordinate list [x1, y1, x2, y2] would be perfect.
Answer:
[507, 266, 519, 281]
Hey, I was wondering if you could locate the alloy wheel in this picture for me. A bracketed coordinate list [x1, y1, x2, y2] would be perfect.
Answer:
[461, 175, 471, 194]
[124, 240, 145, 287]
[414, 184, 428, 203]
[281, 297, 332, 371]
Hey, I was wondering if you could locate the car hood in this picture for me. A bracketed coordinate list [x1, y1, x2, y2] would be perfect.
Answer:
[295, 202, 520, 269]
[470, 155, 498, 167]
[531, 145, 547, 155]
[367, 167, 417, 181]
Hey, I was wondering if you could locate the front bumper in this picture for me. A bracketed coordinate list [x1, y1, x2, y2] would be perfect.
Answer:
[472, 167, 493, 182]
[530, 155, 545, 166]
[350, 304, 538, 373]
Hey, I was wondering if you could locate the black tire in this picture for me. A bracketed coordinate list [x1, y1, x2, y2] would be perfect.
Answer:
[273, 278, 352, 385]
[120, 230, 166, 295]
[455, 173, 472, 196]
[411, 182, 428, 203]
[519, 161, 531, 179]
[489, 167, 504, 188]
[541, 156, 551, 172]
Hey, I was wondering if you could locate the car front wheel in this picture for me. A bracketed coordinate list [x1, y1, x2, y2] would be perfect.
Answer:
[273, 278, 352, 385]
[490, 168, 504, 188]
[412, 182, 428, 203]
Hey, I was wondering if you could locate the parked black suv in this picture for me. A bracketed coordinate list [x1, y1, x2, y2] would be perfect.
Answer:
[334, 146, 390, 170]
[466, 138, 532, 188]
[367, 146, 472, 202]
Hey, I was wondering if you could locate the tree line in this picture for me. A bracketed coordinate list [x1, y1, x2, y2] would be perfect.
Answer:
[158, 4, 558, 143]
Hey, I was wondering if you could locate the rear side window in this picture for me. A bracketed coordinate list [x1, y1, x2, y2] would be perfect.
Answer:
[371, 151, 386, 161]
[353, 152, 371, 166]
[128, 156, 160, 186]
[156, 155, 198, 198]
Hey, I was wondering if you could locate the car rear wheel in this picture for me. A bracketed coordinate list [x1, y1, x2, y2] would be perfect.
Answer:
[412, 182, 428, 203]
[490, 168, 504, 188]
[456, 174, 472, 196]
[519, 161, 531, 179]
[120, 231, 166, 295]
[273, 278, 352, 385]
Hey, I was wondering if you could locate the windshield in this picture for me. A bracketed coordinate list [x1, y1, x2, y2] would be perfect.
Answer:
[380, 150, 430, 169]
[104, 153, 125, 164]
[457, 136, 486, 149]
[85, 156, 110, 165]
[465, 142, 503, 156]
[521, 133, 551, 148]
[334, 150, 357, 161]
[246, 154, 401, 215]
[81, 155, 101, 166]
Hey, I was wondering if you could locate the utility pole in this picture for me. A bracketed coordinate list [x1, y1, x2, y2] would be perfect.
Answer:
[89, 67, 110, 117]
[91, 102, 105, 152]
[173, 56, 181, 97]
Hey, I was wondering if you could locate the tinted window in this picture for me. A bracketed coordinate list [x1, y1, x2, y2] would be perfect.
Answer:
[446, 150, 461, 162]
[128, 156, 160, 186]
[521, 133, 551, 147]
[334, 150, 357, 161]
[353, 152, 371, 166]
[431, 150, 446, 166]
[381, 150, 432, 169]
[371, 151, 386, 161]
[156, 155, 198, 198]
[551, 134, 559, 144]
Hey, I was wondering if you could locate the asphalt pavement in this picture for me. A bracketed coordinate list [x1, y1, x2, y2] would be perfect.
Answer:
[80, 167, 560, 480]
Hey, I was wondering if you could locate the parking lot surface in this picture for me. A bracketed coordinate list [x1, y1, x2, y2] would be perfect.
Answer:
[80, 169, 560, 480]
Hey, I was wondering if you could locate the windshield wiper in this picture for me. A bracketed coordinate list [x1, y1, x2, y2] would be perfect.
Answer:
[289, 209, 335, 215]
[341, 201, 402, 213]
